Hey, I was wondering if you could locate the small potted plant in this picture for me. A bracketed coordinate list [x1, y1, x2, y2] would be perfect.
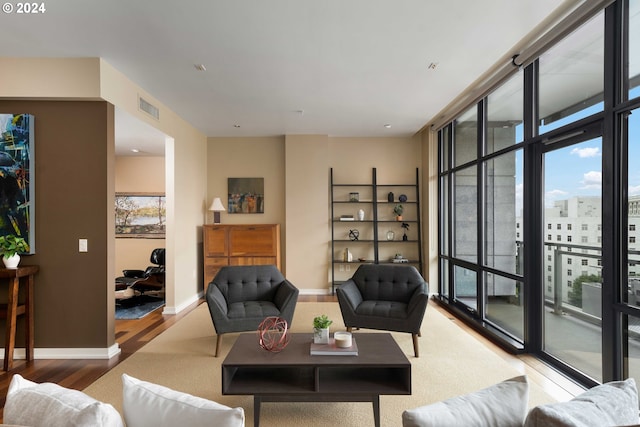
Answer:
[0, 234, 29, 269]
[393, 204, 404, 221]
[401, 222, 410, 241]
[313, 314, 333, 344]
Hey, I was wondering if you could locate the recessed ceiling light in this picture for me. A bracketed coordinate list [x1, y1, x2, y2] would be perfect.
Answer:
[194, 64, 207, 71]
[130, 148, 140, 153]
[384, 124, 392, 129]
[233, 124, 241, 128]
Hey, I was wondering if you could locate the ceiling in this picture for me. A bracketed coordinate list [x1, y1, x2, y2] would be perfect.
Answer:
[1, 0, 569, 155]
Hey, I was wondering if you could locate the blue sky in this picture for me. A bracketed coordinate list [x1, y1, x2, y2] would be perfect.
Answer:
[514, 87, 640, 211]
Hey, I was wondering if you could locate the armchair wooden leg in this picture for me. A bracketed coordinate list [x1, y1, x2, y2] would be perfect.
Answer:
[412, 334, 419, 358]
[215, 334, 222, 357]
[346, 327, 353, 333]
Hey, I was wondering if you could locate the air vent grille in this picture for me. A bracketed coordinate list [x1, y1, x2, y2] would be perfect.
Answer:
[138, 96, 160, 120]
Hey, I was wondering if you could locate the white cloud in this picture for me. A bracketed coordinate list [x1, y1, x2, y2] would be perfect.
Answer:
[630, 184, 640, 196]
[546, 189, 568, 198]
[581, 171, 602, 189]
[571, 147, 601, 158]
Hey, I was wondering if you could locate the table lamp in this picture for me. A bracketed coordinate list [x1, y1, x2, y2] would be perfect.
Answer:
[209, 197, 226, 224]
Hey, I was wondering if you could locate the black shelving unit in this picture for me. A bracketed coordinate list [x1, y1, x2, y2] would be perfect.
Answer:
[330, 167, 422, 294]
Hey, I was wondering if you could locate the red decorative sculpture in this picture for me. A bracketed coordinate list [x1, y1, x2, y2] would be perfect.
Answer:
[257, 316, 290, 352]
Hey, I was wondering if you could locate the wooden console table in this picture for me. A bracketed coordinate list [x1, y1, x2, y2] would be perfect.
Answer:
[0, 265, 38, 371]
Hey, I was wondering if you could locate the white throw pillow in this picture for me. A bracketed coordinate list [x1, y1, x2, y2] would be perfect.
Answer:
[402, 375, 529, 427]
[122, 374, 245, 427]
[524, 378, 639, 427]
[4, 374, 124, 427]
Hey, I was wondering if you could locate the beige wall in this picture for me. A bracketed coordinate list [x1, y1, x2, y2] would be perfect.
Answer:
[206, 137, 286, 225]
[114, 156, 166, 276]
[0, 58, 101, 99]
[420, 130, 438, 294]
[206, 135, 422, 293]
[285, 135, 330, 291]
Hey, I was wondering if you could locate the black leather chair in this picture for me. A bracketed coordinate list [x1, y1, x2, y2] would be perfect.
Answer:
[336, 264, 429, 357]
[205, 265, 299, 357]
[115, 248, 165, 301]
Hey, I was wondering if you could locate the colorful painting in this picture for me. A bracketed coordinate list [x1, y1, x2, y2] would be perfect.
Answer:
[228, 178, 264, 214]
[0, 114, 35, 253]
[115, 193, 166, 238]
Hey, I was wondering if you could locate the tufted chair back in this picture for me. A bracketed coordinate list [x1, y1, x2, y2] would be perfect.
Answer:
[212, 265, 285, 304]
[351, 264, 425, 303]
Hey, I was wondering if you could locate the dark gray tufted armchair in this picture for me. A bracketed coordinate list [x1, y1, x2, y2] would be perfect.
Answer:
[205, 265, 299, 357]
[336, 264, 429, 357]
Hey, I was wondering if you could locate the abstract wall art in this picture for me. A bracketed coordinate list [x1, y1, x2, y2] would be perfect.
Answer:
[228, 177, 264, 214]
[0, 114, 35, 253]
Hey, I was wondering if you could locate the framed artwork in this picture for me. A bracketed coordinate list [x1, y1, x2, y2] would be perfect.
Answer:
[0, 114, 35, 253]
[115, 193, 166, 238]
[228, 177, 264, 213]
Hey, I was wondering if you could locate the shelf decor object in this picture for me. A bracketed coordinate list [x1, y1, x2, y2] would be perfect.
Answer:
[349, 192, 359, 202]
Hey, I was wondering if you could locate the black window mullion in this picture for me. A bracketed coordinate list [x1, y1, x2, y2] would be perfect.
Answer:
[477, 101, 488, 319]
[523, 59, 543, 354]
[601, 0, 624, 383]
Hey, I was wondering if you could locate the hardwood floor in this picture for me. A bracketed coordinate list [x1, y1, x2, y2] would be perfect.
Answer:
[0, 294, 582, 421]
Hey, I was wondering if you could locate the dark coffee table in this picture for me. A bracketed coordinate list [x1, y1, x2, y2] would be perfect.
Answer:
[221, 332, 411, 427]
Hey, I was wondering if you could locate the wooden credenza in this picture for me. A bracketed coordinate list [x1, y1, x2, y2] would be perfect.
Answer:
[203, 224, 281, 289]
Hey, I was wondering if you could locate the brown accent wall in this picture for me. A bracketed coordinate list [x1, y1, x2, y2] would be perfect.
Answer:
[0, 100, 114, 349]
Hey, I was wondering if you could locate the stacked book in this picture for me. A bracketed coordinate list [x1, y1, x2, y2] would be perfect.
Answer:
[310, 338, 358, 356]
[339, 215, 355, 221]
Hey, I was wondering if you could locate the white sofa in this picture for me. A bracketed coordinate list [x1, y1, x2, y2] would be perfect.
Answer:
[402, 375, 640, 427]
[3, 374, 245, 427]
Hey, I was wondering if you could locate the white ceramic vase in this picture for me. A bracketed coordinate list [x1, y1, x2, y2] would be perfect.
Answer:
[2, 254, 20, 269]
[357, 209, 365, 221]
[313, 327, 330, 344]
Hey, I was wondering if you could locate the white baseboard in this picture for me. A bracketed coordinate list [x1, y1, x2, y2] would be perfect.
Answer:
[299, 288, 333, 295]
[2, 343, 121, 360]
[162, 292, 202, 315]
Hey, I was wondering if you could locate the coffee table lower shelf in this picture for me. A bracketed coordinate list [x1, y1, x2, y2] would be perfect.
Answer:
[222, 333, 411, 427]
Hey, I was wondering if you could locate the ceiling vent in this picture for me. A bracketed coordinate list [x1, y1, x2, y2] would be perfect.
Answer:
[138, 96, 160, 120]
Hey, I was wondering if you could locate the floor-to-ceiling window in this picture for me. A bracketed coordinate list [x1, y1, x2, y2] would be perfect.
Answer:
[437, 0, 640, 385]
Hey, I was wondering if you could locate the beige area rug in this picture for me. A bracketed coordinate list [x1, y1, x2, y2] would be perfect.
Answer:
[84, 301, 556, 426]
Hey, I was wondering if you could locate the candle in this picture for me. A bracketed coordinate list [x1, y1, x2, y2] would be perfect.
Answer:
[334, 332, 352, 348]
